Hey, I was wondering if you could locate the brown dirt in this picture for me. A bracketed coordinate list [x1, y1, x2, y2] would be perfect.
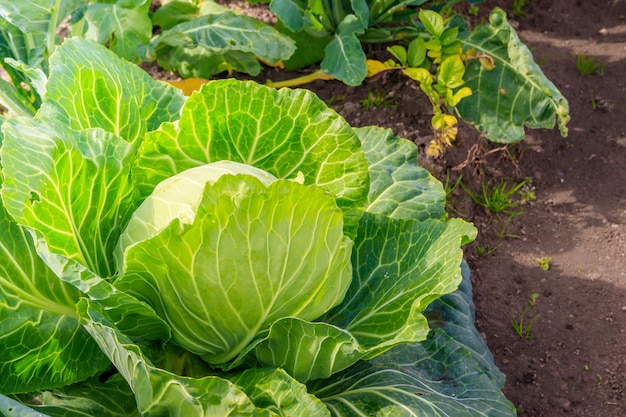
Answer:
[158, 1, 626, 415]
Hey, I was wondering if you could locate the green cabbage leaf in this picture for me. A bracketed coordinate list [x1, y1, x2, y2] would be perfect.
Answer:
[458, 8, 570, 142]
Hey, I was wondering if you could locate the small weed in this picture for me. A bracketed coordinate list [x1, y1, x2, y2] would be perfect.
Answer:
[511, 293, 540, 339]
[589, 89, 613, 112]
[461, 178, 531, 216]
[519, 182, 536, 204]
[590, 90, 598, 109]
[461, 178, 531, 239]
[326, 95, 345, 107]
[443, 172, 465, 216]
[535, 257, 552, 271]
[444, 172, 463, 197]
[576, 54, 605, 77]
[360, 89, 397, 110]
[475, 245, 498, 256]
[468, 5, 479, 16]
[511, 0, 530, 19]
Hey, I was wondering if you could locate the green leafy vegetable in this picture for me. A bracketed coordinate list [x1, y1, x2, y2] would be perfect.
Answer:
[134, 78, 370, 238]
[0, 202, 109, 394]
[311, 262, 517, 416]
[116, 172, 353, 365]
[0, 38, 514, 416]
[458, 8, 570, 142]
[149, 7, 296, 78]
[71, 0, 152, 62]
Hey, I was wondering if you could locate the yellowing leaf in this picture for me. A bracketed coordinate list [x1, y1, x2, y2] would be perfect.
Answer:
[427, 139, 445, 157]
[431, 113, 446, 130]
[449, 87, 472, 106]
[438, 55, 466, 89]
[167, 78, 209, 96]
[443, 114, 457, 127]
[464, 48, 478, 59]
[441, 126, 459, 146]
[366, 59, 396, 77]
[402, 68, 432, 84]
[479, 56, 496, 71]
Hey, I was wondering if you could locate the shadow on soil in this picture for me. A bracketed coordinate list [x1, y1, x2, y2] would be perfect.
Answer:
[470, 252, 626, 417]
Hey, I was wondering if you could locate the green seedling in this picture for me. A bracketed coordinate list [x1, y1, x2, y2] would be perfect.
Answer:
[443, 172, 465, 216]
[511, 0, 530, 19]
[468, 5, 479, 16]
[360, 89, 397, 110]
[590, 90, 598, 109]
[576, 54, 605, 77]
[461, 178, 531, 239]
[589, 89, 613, 112]
[444, 172, 463, 197]
[519, 182, 536, 204]
[326, 95, 345, 107]
[511, 293, 540, 339]
[461, 178, 531, 216]
[535, 257, 552, 271]
[474, 245, 497, 256]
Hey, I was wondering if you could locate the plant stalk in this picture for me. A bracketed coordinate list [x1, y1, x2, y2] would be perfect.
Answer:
[265, 70, 336, 88]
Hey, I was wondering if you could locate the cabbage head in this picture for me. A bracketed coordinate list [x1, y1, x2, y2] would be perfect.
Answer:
[115, 161, 353, 364]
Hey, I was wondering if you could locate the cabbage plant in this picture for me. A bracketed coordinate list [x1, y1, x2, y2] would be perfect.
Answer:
[0, 38, 515, 416]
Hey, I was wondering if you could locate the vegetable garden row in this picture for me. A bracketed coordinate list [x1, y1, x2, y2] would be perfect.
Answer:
[0, 1, 569, 416]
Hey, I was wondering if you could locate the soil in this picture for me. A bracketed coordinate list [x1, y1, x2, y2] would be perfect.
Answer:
[166, 1, 626, 415]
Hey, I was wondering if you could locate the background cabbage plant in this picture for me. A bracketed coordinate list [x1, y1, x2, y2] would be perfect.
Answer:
[0, 38, 516, 416]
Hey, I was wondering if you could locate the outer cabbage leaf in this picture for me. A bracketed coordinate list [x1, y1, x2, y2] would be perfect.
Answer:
[0, 393, 52, 417]
[38, 38, 184, 147]
[275, 20, 331, 71]
[31, 230, 170, 341]
[1, 117, 137, 277]
[457, 8, 570, 143]
[135, 79, 369, 238]
[0, 75, 37, 117]
[0, 18, 47, 116]
[241, 213, 476, 382]
[308, 261, 517, 417]
[423, 261, 506, 388]
[0, 0, 83, 35]
[0, 203, 109, 394]
[151, 1, 199, 31]
[115, 174, 352, 365]
[0, 14, 50, 117]
[12, 375, 139, 417]
[78, 299, 329, 417]
[327, 213, 476, 352]
[321, 14, 368, 86]
[0, 115, 170, 340]
[151, 9, 296, 78]
[227, 368, 330, 417]
[154, 42, 264, 79]
[3, 58, 48, 99]
[72, 0, 152, 62]
[356, 126, 446, 221]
